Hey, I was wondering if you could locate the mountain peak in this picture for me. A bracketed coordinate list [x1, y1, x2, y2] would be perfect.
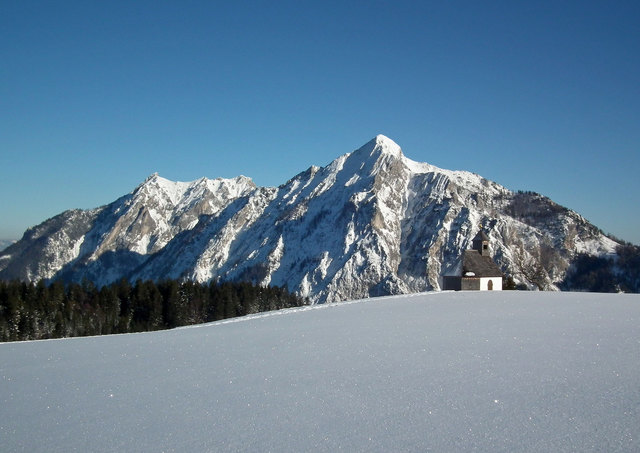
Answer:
[145, 172, 160, 182]
[373, 134, 403, 156]
[351, 135, 404, 163]
[374, 134, 398, 146]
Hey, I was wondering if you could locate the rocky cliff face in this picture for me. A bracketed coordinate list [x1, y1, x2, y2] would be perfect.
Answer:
[0, 135, 618, 302]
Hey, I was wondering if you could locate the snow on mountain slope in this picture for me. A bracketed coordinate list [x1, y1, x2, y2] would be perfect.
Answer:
[0, 209, 100, 281]
[0, 174, 256, 284]
[1, 291, 639, 452]
[91, 173, 256, 256]
[0, 135, 619, 300]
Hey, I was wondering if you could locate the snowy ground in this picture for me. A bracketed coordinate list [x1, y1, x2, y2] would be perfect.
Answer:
[1, 291, 639, 452]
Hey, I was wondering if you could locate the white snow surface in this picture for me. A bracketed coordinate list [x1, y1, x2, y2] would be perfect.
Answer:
[1, 291, 639, 452]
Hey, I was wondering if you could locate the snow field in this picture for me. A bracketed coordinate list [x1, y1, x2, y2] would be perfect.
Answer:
[1, 291, 639, 452]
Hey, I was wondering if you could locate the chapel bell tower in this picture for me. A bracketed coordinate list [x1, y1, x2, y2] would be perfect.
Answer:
[472, 230, 490, 257]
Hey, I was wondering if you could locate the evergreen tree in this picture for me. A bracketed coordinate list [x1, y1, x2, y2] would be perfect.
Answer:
[0, 277, 306, 342]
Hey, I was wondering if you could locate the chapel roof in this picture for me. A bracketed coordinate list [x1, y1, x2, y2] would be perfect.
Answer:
[462, 250, 504, 278]
[473, 230, 490, 242]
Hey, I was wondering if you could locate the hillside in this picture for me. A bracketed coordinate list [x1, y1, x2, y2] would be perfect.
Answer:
[1, 291, 638, 452]
[0, 135, 619, 301]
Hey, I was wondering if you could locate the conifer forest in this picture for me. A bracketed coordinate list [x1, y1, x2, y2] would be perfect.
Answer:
[0, 279, 306, 342]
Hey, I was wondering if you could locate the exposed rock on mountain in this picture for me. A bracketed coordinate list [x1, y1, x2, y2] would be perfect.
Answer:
[0, 135, 618, 302]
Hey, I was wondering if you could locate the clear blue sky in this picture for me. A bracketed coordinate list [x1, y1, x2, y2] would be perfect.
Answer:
[1, 0, 639, 244]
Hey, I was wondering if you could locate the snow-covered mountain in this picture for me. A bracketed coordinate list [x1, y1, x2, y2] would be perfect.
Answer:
[0, 135, 618, 302]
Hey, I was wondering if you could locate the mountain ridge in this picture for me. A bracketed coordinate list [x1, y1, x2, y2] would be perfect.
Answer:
[0, 135, 618, 301]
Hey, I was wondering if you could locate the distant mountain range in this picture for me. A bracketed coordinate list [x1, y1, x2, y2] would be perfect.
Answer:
[0, 240, 15, 252]
[0, 135, 619, 302]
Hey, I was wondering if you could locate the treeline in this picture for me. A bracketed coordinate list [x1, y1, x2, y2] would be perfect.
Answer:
[562, 244, 640, 293]
[505, 191, 567, 221]
[0, 279, 307, 342]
